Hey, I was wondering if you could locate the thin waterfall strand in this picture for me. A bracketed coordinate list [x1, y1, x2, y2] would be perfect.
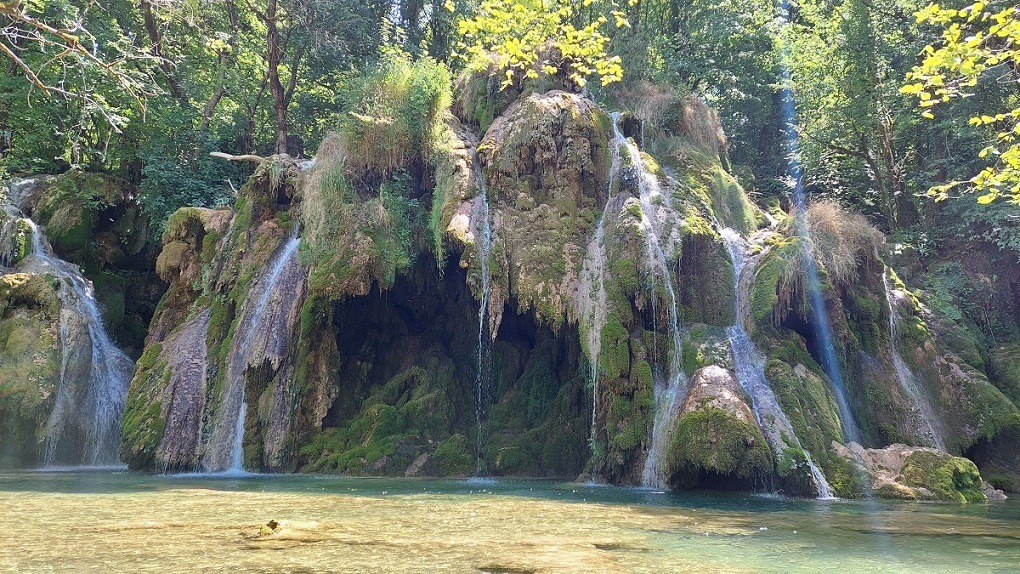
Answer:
[578, 115, 623, 459]
[721, 227, 833, 499]
[883, 270, 945, 451]
[471, 150, 494, 473]
[202, 230, 302, 473]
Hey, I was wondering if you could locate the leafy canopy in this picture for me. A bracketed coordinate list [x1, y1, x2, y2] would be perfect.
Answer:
[455, 0, 634, 90]
[902, 2, 1020, 204]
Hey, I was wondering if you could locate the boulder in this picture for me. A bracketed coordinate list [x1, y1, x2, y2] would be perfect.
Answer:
[833, 442, 1003, 502]
[664, 366, 772, 489]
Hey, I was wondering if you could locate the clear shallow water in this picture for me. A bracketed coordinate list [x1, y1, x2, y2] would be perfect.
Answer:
[1, 471, 1018, 573]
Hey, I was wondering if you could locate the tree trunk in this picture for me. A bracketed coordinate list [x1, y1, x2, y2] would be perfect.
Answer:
[267, 0, 288, 154]
[141, 0, 187, 104]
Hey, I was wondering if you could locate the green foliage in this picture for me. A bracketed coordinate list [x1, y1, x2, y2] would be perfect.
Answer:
[903, 2, 1020, 204]
[135, 108, 238, 233]
[0, 0, 160, 168]
[455, 0, 631, 90]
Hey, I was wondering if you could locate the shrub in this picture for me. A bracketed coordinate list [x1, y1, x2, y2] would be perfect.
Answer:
[337, 55, 451, 177]
[805, 200, 883, 285]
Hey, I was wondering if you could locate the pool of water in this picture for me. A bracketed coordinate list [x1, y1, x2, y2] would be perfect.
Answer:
[1, 470, 1018, 573]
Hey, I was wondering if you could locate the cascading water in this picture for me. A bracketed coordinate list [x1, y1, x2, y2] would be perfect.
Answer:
[721, 227, 833, 498]
[776, 14, 862, 443]
[776, 7, 896, 533]
[202, 230, 303, 473]
[577, 114, 622, 463]
[606, 118, 688, 489]
[883, 270, 945, 451]
[18, 219, 134, 466]
[470, 150, 494, 473]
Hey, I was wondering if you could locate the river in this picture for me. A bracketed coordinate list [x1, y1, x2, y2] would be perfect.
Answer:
[1, 471, 1018, 573]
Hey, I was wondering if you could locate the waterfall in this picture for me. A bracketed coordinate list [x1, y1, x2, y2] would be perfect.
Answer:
[577, 117, 622, 463]
[605, 118, 688, 488]
[579, 214, 609, 451]
[201, 230, 303, 473]
[774, 35, 863, 444]
[883, 270, 945, 451]
[17, 219, 134, 467]
[721, 228, 834, 498]
[470, 150, 494, 473]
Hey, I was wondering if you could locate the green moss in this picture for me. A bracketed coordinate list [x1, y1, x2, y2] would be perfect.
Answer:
[899, 450, 987, 502]
[599, 317, 630, 380]
[777, 445, 807, 478]
[0, 286, 62, 465]
[846, 289, 884, 355]
[823, 453, 864, 498]
[119, 343, 170, 470]
[681, 325, 730, 374]
[989, 343, 1020, 405]
[610, 256, 639, 296]
[762, 343, 844, 479]
[666, 408, 773, 484]
[750, 238, 804, 326]
[433, 434, 474, 476]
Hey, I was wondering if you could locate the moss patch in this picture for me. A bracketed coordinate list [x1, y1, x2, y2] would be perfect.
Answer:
[666, 408, 773, 488]
[898, 450, 986, 503]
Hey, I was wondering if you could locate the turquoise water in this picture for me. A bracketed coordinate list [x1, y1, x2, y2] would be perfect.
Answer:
[1, 471, 1018, 573]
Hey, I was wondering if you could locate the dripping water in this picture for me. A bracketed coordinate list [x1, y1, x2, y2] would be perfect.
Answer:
[721, 227, 833, 498]
[578, 114, 622, 466]
[883, 270, 945, 451]
[470, 150, 494, 474]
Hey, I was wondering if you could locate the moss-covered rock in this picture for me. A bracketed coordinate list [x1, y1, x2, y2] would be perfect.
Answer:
[899, 449, 986, 502]
[0, 272, 62, 467]
[988, 343, 1020, 405]
[834, 442, 995, 502]
[664, 366, 773, 489]
[474, 90, 611, 330]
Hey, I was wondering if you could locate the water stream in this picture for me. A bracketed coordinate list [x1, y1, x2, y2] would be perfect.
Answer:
[606, 119, 688, 488]
[721, 228, 833, 498]
[577, 115, 623, 461]
[202, 230, 302, 473]
[882, 270, 945, 451]
[470, 150, 494, 473]
[22, 219, 133, 466]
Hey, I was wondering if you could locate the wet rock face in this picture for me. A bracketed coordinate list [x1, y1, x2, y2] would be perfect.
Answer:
[122, 164, 306, 473]
[664, 366, 772, 490]
[297, 257, 588, 478]
[476, 90, 611, 330]
[833, 442, 1001, 502]
[22, 172, 163, 356]
[0, 273, 62, 467]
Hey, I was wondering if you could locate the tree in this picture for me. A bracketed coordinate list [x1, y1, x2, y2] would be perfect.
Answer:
[902, 2, 1020, 204]
[0, 0, 159, 128]
[455, 0, 633, 90]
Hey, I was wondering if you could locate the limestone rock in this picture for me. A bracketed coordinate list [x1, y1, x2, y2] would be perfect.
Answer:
[664, 366, 772, 489]
[833, 442, 996, 502]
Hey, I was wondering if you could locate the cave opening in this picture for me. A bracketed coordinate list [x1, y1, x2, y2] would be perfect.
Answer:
[314, 253, 589, 477]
